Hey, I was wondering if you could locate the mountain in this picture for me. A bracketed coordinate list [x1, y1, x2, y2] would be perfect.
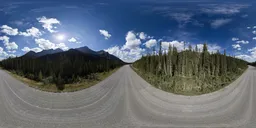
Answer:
[1, 46, 125, 88]
[22, 49, 63, 58]
[22, 51, 37, 58]
[38, 49, 101, 62]
[20, 46, 124, 63]
[97, 50, 123, 62]
[37, 48, 63, 57]
[76, 46, 98, 55]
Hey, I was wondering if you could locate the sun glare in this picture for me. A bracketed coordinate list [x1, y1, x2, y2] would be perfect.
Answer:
[56, 34, 65, 41]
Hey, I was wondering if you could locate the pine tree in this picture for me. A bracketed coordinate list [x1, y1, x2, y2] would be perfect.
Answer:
[168, 44, 172, 76]
[38, 70, 43, 81]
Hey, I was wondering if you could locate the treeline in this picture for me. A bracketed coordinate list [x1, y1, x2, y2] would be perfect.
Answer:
[250, 61, 256, 66]
[133, 43, 248, 95]
[0, 51, 123, 90]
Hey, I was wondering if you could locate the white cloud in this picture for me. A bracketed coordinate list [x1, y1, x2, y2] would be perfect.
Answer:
[0, 36, 9, 44]
[236, 40, 249, 44]
[35, 38, 56, 50]
[253, 31, 256, 34]
[196, 44, 221, 53]
[170, 13, 193, 22]
[139, 32, 147, 40]
[241, 14, 248, 18]
[22, 47, 42, 53]
[8, 54, 16, 58]
[105, 46, 145, 63]
[161, 40, 186, 51]
[247, 27, 251, 29]
[0, 47, 8, 57]
[253, 26, 256, 29]
[236, 54, 254, 62]
[0, 36, 18, 51]
[5, 42, 18, 51]
[253, 37, 256, 40]
[144, 39, 157, 48]
[21, 47, 30, 52]
[37, 16, 60, 33]
[236, 47, 256, 62]
[68, 37, 80, 43]
[35, 38, 69, 51]
[211, 19, 232, 29]
[122, 31, 141, 50]
[232, 37, 239, 41]
[104, 30, 147, 62]
[201, 4, 249, 15]
[56, 43, 69, 51]
[19, 27, 42, 37]
[232, 44, 241, 50]
[0, 25, 19, 36]
[169, 13, 194, 27]
[99, 29, 111, 40]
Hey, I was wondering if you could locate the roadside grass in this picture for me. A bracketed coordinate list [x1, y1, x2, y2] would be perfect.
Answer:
[5, 68, 119, 93]
[131, 65, 247, 96]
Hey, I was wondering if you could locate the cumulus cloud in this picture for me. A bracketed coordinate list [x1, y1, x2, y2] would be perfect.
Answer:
[0, 36, 9, 44]
[232, 44, 241, 50]
[35, 38, 56, 50]
[232, 37, 239, 41]
[139, 32, 147, 40]
[161, 40, 186, 51]
[22, 47, 42, 53]
[5, 42, 18, 51]
[0, 36, 18, 51]
[0, 47, 8, 59]
[122, 31, 141, 50]
[8, 54, 16, 58]
[253, 31, 256, 34]
[196, 44, 221, 53]
[237, 47, 256, 62]
[144, 39, 157, 48]
[253, 37, 256, 40]
[35, 38, 68, 51]
[68, 37, 76, 42]
[247, 27, 251, 29]
[105, 46, 145, 63]
[37, 16, 60, 33]
[104, 30, 147, 62]
[99, 29, 111, 40]
[19, 27, 42, 37]
[68, 37, 80, 43]
[236, 40, 249, 44]
[236, 54, 254, 62]
[55, 43, 69, 51]
[211, 19, 232, 29]
[0, 25, 19, 36]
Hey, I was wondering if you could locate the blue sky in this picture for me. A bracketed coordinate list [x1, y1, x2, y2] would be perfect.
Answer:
[0, 0, 256, 62]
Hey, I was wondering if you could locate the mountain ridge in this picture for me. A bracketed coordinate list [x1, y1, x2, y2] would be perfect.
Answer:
[21, 46, 124, 63]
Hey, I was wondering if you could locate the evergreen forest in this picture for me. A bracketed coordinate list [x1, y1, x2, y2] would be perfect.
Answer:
[0, 49, 124, 90]
[133, 43, 248, 95]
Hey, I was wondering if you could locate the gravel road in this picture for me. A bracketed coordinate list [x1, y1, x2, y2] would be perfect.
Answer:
[0, 65, 255, 128]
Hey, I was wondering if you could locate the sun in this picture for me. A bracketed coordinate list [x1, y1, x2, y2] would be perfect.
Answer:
[56, 34, 65, 41]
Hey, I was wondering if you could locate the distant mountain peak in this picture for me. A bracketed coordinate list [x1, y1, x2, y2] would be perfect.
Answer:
[76, 46, 98, 55]
[97, 50, 108, 54]
[20, 46, 124, 63]
[21, 48, 64, 58]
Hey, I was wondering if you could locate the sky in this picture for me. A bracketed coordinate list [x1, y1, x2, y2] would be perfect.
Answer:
[0, 0, 256, 62]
